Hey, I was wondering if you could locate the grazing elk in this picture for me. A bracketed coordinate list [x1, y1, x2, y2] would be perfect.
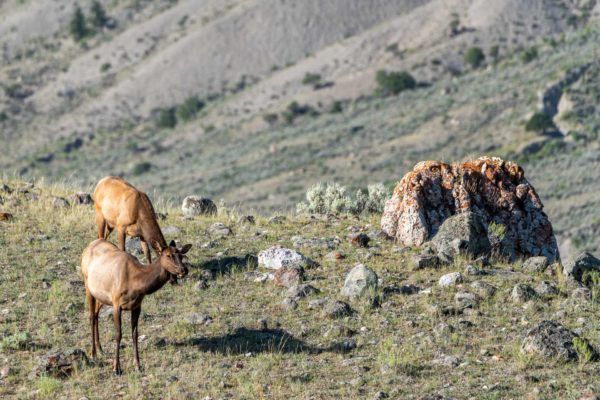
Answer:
[81, 239, 191, 375]
[93, 176, 166, 262]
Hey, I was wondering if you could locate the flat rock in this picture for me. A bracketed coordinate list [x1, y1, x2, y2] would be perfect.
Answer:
[31, 349, 89, 378]
[323, 300, 352, 319]
[470, 281, 496, 298]
[563, 252, 600, 282]
[413, 254, 440, 270]
[258, 246, 315, 270]
[535, 281, 559, 296]
[455, 292, 479, 308]
[208, 223, 231, 237]
[287, 284, 319, 299]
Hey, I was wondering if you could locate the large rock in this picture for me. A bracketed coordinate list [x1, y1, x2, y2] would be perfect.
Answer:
[432, 212, 491, 262]
[341, 264, 378, 298]
[181, 195, 217, 217]
[381, 157, 559, 262]
[563, 252, 600, 283]
[521, 321, 596, 362]
[258, 246, 315, 270]
[438, 272, 463, 287]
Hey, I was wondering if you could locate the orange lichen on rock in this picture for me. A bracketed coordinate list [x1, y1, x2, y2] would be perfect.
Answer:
[381, 156, 559, 261]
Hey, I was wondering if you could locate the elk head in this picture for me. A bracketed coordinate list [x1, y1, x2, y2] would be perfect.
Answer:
[153, 240, 192, 284]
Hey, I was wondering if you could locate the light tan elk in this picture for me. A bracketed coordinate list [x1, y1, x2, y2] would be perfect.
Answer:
[93, 176, 166, 262]
[82, 239, 191, 375]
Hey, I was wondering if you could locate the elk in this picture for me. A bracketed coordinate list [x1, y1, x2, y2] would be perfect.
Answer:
[93, 176, 166, 262]
[81, 238, 191, 375]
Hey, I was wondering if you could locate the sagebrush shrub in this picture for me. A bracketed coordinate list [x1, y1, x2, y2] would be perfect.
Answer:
[297, 182, 389, 215]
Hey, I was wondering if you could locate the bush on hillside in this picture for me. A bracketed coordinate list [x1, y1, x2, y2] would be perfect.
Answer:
[90, 1, 108, 28]
[154, 108, 177, 129]
[70, 5, 89, 41]
[302, 73, 322, 86]
[464, 47, 485, 68]
[525, 112, 556, 133]
[521, 47, 538, 64]
[176, 96, 205, 122]
[132, 161, 153, 176]
[296, 182, 389, 216]
[375, 70, 416, 96]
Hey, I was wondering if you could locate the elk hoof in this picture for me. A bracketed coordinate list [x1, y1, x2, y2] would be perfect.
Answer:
[113, 367, 122, 376]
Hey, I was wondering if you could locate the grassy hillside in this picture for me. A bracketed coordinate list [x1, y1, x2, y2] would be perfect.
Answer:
[1, 178, 600, 399]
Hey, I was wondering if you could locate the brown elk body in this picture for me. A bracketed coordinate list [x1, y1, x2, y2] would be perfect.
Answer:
[93, 176, 166, 262]
[81, 239, 191, 374]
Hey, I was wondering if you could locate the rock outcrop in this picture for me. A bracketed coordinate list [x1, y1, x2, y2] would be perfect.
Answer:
[381, 157, 559, 262]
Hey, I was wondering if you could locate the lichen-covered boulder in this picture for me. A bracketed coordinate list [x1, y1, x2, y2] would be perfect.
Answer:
[563, 252, 600, 283]
[521, 321, 597, 362]
[181, 195, 217, 217]
[381, 157, 559, 262]
[432, 212, 491, 262]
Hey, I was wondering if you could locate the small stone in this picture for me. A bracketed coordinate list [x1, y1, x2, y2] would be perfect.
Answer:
[464, 264, 482, 276]
[438, 272, 463, 287]
[308, 298, 328, 309]
[185, 313, 212, 325]
[257, 319, 268, 331]
[413, 254, 440, 269]
[455, 292, 479, 308]
[434, 323, 455, 338]
[238, 215, 255, 225]
[348, 233, 370, 248]
[72, 192, 93, 205]
[325, 251, 345, 261]
[324, 324, 355, 338]
[51, 197, 70, 208]
[162, 225, 181, 235]
[194, 279, 209, 290]
[535, 281, 559, 296]
[470, 281, 496, 298]
[31, 349, 89, 378]
[282, 297, 298, 311]
[208, 223, 232, 237]
[433, 355, 461, 368]
[258, 246, 315, 270]
[572, 286, 592, 301]
[41, 281, 51, 289]
[267, 215, 286, 224]
[323, 300, 352, 319]
[274, 266, 305, 288]
[181, 196, 217, 217]
[287, 284, 319, 299]
[523, 256, 549, 273]
[372, 391, 389, 400]
[512, 284, 537, 303]
[341, 264, 378, 299]
[521, 320, 596, 362]
[1, 365, 11, 379]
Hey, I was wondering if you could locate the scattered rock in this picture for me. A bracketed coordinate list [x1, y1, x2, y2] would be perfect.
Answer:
[455, 292, 479, 308]
[51, 196, 70, 208]
[381, 157, 559, 262]
[41, 281, 52, 290]
[0, 212, 13, 222]
[185, 313, 212, 325]
[324, 300, 352, 319]
[194, 279, 209, 291]
[162, 225, 181, 235]
[512, 284, 537, 303]
[238, 215, 255, 225]
[432, 212, 491, 263]
[324, 324, 355, 338]
[308, 298, 328, 310]
[433, 355, 461, 368]
[521, 320, 596, 362]
[536, 281, 559, 296]
[208, 223, 232, 237]
[282, 297, 298, 311]
[72, 192, 93, 205]
[470, 281, 496, 298]
[372, 391, 389, 400]
[367, 230, 389, 241]
[31, 349, 89, 378]
[563, 252, 600, 283]
[274, 266, 305, 288]
[464, 264, 482, 276]
[523, 256, 549, 273]
[434, 323, 455, 338]
[181, 195, 217, 217]
[572, 286, 592, 301]
[0, 184, 12, 194]
[438, 272, 463, 287]
[256, 319, 268, 331]
[287, 284, 319, 299]
[348, 233, 370, 248]
[293, 236, 340, 250]
[341, 264, 378, 299]
[243, 271, 272, 283]
[268, 215, 286, 224]
[413, 254, 440, 269]
[125, 237, 143, 256]
[258, 246, 315, 270]
[325, 251, 345, 262]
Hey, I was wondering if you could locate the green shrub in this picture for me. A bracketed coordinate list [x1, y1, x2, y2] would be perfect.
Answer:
[302, 73, 322, 85]
[329, 100, 343, 113]
[90, 1, 108, 28]
[296, 182, 389, 215]
[464, 47, 485, 68]
[176, 96, 204, 122]
[582, 270, 600, 303]
[521, 47, 538, 63]
[375, 70, 416, 96]
[0, 332, 32, 351]
[489, 45, 500, 61]
[132, 162, 152, 176]
[70, 5, 89, 41]
[100, 62, 111, 72]
[525, 112, 555, 133]
[154, 108, 177, 129]
[282, 102, 318, 124]
[263, 113, 278, 124]
[573, 336, 598, 362]
[0, 111, 7, 123]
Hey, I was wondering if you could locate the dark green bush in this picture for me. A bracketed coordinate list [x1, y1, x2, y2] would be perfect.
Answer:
[525, 112, 555, 133]
[90, 1, 108, 28]
[464, 47, 485, 68]
[375, 70, 416, 96]
[302, 73, 322, 85]
[132, 162, 152, 176]
[100, 62, 111, 72]
[521, 47, 538, 63]
[282, 101, 318, 124]
[176, 96, 204, 122]
[70, 5, 89, 41]
[329, 100, 343, 113]
[154, 108, 177, 129]
[263, 113, 278, 124]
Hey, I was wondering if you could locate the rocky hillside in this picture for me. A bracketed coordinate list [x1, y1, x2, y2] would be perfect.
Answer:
[1, 178, 600, 399]
[1, 0, 600, 258]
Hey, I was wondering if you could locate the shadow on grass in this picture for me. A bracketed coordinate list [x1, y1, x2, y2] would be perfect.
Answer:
[194, 254, 258, 276]
[170, 327, 356, 355]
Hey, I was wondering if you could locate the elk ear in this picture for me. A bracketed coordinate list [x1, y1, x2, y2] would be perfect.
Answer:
[169, 239, 176, 247]
[152, 240, 163, 254]
[180, 244, 192, 254]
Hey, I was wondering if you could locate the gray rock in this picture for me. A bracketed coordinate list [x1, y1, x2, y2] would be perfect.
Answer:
[572, 286, 592, 301]
[237, 215, 255, 225]
[181, 195, 217, 217]
[413, 254, 440, 269]
[287, 284, 319, 299]
[523, 256, 549, 273]
[208, 223, 231, 237]
[432, 212, 491, 263]
[470, 281, 496, 298]
[455, 292, 479, 308]
[292, 236, 340, 250]
[72, 192, 93, 205]
[464, 264, 482, 276]
[521, 320, 596, 362]
[308, 298, 328, 310]
[512, 283, 537, 303]
[438, 272, 463, 287]
[348, 233, 370, 248]
[162, 225, 181, 235]
[51, 196, 70, 208]
[341, 264, 378, 299]
[185, 313, 212, 325]
[125, 237, 143, 256]
[433, 323, 455, 338]
[194, 279, 209, 291]
[563, 252, 600, 282]
[274, 266, 305, 288]
[258, 246, 315, 270]
[31, 349, 89, 378]
[282, 297, 298, 311]
[324, 324, 355, 338]
[267, 215, 286, 224]
[433, 355, 461, 368]
[323, 300, 352, 319]
[535, 281, 559, 296]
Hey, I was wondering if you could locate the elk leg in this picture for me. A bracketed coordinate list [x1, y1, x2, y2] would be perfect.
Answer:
[131, 307, 142, 372]
[104, 225, 114, 240]
[95, 213, 106, 240]
[140, 240, 152, 263]
[117, 228, 127, 252]
[94, 303, 103, 354]
[112, 305, 122, 375]
[86, 289, 97, 359]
